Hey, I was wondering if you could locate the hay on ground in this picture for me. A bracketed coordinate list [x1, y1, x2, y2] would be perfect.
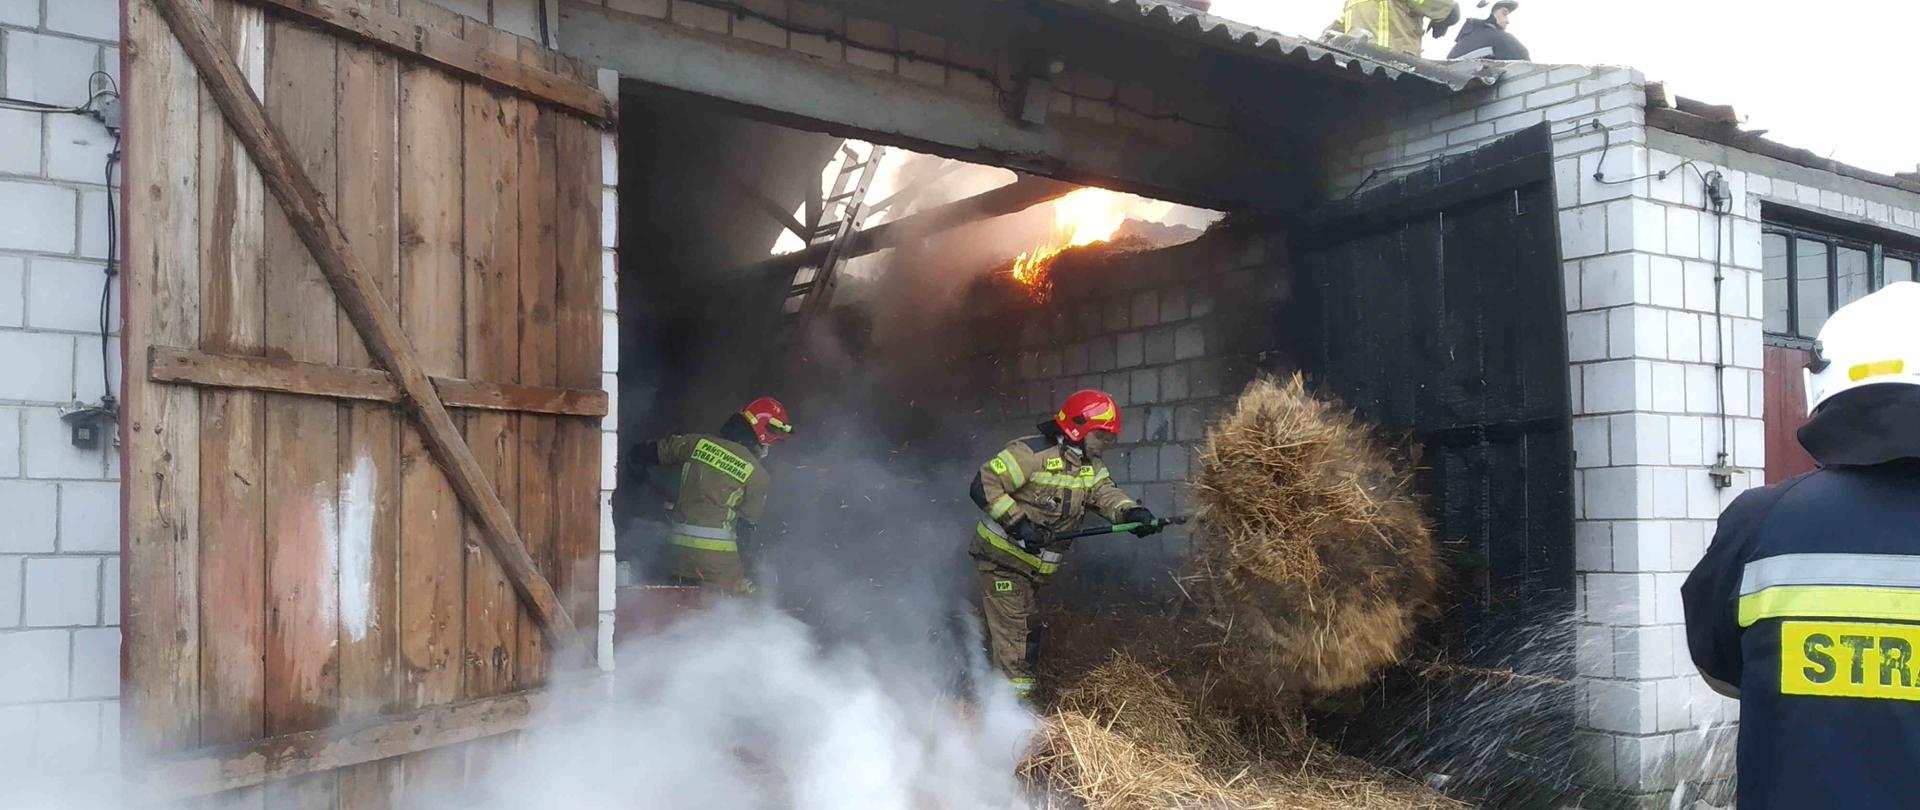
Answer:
[1022, 655, 1468, 810]
[1191, 374, 1441, 696]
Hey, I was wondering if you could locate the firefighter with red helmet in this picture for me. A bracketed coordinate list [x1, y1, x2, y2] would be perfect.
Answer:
[967, 390, 1161, 699]
[632, 397, 793, 594]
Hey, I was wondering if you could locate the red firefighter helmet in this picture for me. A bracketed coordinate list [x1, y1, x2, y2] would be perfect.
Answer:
[1054, 390, 1122, 443]
[741, 396, 793, 446]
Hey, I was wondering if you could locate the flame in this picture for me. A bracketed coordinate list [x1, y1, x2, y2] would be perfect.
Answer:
[1009, 188, 1132, 302]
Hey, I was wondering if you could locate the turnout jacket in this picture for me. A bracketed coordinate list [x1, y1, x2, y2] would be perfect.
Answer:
[1330, 0, 1459, 54]
[1682, 386, 1920, 809]
[968, 435, 1138, 576]
[654, 433, 769, 554]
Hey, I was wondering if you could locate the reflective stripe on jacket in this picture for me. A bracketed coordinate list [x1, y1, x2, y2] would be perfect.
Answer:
[1333, 0, 1457, 54]
[969, 434, 1136, 575]
[657, 433, 768, 553]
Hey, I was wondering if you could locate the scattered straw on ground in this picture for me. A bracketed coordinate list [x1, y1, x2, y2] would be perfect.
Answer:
[1189, 374, 1441, 696]
[1022, 655, 1468, 810]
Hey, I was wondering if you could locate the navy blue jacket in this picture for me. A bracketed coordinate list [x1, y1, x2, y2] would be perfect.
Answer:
[1446, 18, 1530, 60]
[1683, 385, 1920, 809]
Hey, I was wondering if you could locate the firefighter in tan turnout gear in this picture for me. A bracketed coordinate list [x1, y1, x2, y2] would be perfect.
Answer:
[968, 390, 1162, 700]
[632, 397, 793, 595]
[1329, 0, 1461, 55]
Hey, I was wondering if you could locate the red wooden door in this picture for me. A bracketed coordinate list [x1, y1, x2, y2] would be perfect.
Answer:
[1763, 345, 1819, 483]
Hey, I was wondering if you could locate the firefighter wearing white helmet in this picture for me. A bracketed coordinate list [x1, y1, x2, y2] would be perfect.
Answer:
[1683, 281, 1920, 809]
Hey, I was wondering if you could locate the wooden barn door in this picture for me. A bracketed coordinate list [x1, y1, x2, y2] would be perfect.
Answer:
[120, 0, 608, 803]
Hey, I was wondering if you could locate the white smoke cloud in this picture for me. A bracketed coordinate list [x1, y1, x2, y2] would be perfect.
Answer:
[435, 601, 1036, 810]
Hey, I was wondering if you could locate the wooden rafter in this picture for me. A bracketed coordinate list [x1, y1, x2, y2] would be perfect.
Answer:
[236, 0, 613, 124]
[148, 347, 610, 417]
[135, 685, 593, 800]
[149, 0, 583, 652]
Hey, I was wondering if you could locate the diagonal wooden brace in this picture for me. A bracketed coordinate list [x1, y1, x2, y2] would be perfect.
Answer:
[150, 0, 582, 653]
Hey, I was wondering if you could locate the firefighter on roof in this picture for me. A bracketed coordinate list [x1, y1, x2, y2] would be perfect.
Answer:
[1682, 282, 1920, 809]
[632, 397, 792, 595]
[968, 390, 1162, 700]
[1329, 0, 1461, 55]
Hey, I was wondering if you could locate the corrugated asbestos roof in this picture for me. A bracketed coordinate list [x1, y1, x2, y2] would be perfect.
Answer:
[1060, 0, 1502, 92]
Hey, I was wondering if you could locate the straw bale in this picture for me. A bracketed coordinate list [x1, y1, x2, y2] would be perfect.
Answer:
[1190, 374, 1441, 696]
[1023, 656, 1469, 810]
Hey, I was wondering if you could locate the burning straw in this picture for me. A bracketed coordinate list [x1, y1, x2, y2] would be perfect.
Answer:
[1190, 374, 1441, 696]
[1021, 655, 1467, 810]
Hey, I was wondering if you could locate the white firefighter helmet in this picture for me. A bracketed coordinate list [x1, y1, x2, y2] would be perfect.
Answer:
[1804, 281, 1920, 415]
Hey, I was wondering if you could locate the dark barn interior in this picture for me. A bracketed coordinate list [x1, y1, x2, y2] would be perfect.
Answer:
[610, 72, 1579, 799]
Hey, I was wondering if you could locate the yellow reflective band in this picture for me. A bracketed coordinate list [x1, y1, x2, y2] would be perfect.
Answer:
[989, 494, 1017, 520]
[692, 439, 754, 484]
[1010, 677, 1036, 695]
[996, 451, 1026, 488]
[977, 521, 1058, 575]
[1781, 620, 1920, 702]
[1379, 0, 1389, 45]
[1029, 469, 1112, 490]
[1850, 360, 1907, 382]
[1087, 403, 1115, 423]
[1739, 586, 1920, 627]
[671, 535, 740, 553]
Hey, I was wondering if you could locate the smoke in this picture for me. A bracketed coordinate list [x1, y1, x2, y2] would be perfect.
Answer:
[429, 601, 1035, 810]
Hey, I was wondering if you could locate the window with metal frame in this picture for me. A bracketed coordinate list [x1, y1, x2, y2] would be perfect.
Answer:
[1762, 221, 1920, 345]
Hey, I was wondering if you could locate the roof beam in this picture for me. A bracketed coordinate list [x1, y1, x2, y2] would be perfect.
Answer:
[556, 2, 1302, 212]
[754, 175, 1078, 278]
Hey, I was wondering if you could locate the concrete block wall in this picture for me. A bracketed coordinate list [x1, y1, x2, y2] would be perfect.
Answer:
[571, 0, 1225, 147]
[0, 2, 125, 777]
[1328, 63, 1759, 808]
[1329, 62, 1920, 807]
[595, 66, 621, 670]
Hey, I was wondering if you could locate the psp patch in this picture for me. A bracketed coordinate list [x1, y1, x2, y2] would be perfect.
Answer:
[995, 579, 1015, 593]
[1782, 620, 1920, 701]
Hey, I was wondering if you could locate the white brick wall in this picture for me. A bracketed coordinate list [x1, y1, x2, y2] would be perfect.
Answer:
[597, 67, 620, 671]
[0, 6, 123, 777]
[1332, 60, 1920, 805]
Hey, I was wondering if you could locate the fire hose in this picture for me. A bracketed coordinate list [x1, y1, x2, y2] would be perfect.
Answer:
[1051, 515, 1190, 542]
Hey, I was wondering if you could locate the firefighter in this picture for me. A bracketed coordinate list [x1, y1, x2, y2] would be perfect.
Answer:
[968, 389, 1162, 700]
[1329, 0, 1461, 55]
[1447, 0, 1529, 60]
[631, 397, 793, 595]
[1682, 282, 1920, 809]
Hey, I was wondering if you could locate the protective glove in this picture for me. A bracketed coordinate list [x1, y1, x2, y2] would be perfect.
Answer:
[1121, 506, 1162, 536]
[1430, 6, 1460, 37]
[1009, 517, 1053, 552]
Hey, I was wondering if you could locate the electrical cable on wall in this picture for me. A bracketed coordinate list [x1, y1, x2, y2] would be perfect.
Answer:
[1704, 170, 1736, 487]
[10, 71, 123, 446]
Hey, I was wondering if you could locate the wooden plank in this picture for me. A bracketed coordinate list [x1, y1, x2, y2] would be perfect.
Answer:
[152, 345, 396, 401]
[434, 377, 608, 417]
[514, 37, 560, 689]
[150, 0, 583, 653]
[234, 0, 613, 123]
[392, 0, 469, 800]
[552, 90, 605, 652]
[259, 14, 341, 810]
[149, 347, 609, 417]
[124, 0, 205, 756]
[137, 687, 576, 801]
[462, 16, 524, 700]
[195, 7, 268, 810]
[334, 1, 403, 803]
